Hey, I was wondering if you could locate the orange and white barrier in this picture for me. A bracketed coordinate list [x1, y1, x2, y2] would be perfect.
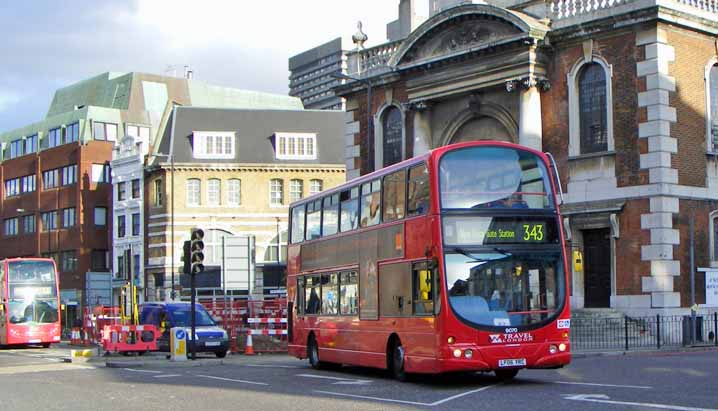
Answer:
[247, 329, 288, 335]
[101, 324, 159, 354]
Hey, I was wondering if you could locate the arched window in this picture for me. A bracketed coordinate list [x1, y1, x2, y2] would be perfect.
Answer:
[227, 179, 241, 206]
[186, 179, 200, 206]
[290, 179, 303, 202]
[708, 62, 718, 152]
[207, 179, 221, 206]
[382, 106, 403, 167]
[578, 63, 608, 154]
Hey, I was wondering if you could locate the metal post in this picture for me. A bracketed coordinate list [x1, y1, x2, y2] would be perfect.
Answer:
[656, 314, 661, 350]
[714, 312, 717, 346]
[190, 271, 196, 360]
[624, 316, 629, 351]
[690, 212, 696, 345]
[170, 154, 175, 300]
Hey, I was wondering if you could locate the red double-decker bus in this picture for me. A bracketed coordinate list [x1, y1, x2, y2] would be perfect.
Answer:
[0, 258, 61, 347]
[286, 141, 570, 380]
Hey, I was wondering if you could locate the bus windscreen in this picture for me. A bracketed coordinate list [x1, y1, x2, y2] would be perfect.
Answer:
[7, 260, 58, 325]
[439, 146, 554, 210]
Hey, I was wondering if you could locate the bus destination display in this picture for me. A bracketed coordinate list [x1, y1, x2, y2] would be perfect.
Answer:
[443, 217, 557, 245]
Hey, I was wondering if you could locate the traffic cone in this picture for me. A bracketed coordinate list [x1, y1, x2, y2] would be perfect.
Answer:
[244, 329, 255, 355]
[71, 328, 80, 345]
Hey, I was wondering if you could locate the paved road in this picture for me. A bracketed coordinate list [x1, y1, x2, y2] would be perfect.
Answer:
[0, 346, 717, 410]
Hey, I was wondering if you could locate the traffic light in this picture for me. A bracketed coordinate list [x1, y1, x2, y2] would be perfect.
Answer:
[190, 228, 205, 274]
[182, 240, 191, 275]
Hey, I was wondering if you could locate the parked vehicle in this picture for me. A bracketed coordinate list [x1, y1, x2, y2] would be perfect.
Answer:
[139, 302, 229, 358]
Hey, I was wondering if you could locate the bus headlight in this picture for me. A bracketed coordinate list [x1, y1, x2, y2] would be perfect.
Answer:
[464, 349, 473, 359]
[549, 345, 558, 354]
[559, 343, 567, 352]
[453, 349, 462, 358]
[447, 336, 455, 344]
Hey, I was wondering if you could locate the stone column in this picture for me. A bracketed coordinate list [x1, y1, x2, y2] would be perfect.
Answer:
[410, 101, 432, 156]
[518, 78, 543, 151]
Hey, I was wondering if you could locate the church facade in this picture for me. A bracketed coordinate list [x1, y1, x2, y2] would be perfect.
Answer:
[337, 0, 718, 314]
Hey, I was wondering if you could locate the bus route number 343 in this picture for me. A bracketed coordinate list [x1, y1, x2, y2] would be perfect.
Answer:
[523, 224, 544, 241]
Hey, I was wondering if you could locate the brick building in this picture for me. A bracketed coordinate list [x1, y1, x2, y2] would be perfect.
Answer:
[336, 0, 718, 314]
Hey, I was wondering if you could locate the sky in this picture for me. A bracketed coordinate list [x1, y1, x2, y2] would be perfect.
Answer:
[0, 0, 430, 132]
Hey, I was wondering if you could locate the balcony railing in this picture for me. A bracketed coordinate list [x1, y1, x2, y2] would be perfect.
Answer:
[549, 0, 718, 24]
[346, 40, 402, 78]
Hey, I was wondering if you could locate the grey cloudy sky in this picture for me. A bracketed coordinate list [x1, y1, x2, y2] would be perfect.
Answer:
[0, 0, 426, 132]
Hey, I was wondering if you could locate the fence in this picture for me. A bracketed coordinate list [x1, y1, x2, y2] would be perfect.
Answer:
[572, 312, 718, 351]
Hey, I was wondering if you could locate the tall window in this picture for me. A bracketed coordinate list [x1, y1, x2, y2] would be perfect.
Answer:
[709, 63, 718, 152]
[91, 250, 108, 271]
[41, 211, 57, 231]
[132, 179, 140, 199]
[154, 179, 163, 207]
[9, 139, 22, 159]
[270, 179, 284, 206]
[48, 128, 62, 148]
[22, 215, 36, 234]
[4, 178, 19, 197]
[65, 122, 79, 144]
[186, 179, 200, 206]
[117, 182, 126, 201]
[117, 215, 126, 238]
[61, 164, 77, 185]
[264, 231, 288, 262]
[62, 207, 76, 228]
[60, 250, 77, 272]
[92, 164, 111, 183]
[132, 213, 140, 236]
[4, 218, 18, 236]
[25, 135, 37, 154]
[227, 179, 241, 206]
[289, 179, 303, 202]
[309, 179, 323, 196]
[382, 106, 403, 167]
[93, 122, 118, 141]
[43, 169, 59, 189]
[579, 63, 608, 154]
[207, 179, 221, 206]
[21, 175, 36, 193]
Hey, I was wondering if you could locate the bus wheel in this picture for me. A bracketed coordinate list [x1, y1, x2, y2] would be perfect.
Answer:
[494, 369, 519, 381]
[41, 343, 51, 348]
[391, 342, 408, 382]
[307, 336, 322, 370]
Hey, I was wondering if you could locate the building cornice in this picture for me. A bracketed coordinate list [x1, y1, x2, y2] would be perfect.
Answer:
[146, 162, 346, 173]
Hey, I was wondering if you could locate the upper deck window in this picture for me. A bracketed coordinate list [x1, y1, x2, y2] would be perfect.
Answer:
[440, 147, 553, 210]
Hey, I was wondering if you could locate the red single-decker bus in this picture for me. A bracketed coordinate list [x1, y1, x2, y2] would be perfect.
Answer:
[287, 141, 571, 380]
[0, 258, 61, 347]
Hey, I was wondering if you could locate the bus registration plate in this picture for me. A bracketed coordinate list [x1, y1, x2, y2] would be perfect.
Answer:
[498, 358, 526, 368]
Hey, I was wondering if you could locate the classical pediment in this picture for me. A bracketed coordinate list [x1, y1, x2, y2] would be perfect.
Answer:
[400, 18, 522, 65]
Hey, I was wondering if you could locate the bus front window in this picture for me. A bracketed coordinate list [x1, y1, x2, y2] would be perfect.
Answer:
[444, 251, 564, 328]
[7, 261, 58, 324]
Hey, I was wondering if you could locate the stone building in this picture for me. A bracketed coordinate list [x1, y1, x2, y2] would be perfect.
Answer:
[145, 106, 346, 299]
[336, 0, 718, 314]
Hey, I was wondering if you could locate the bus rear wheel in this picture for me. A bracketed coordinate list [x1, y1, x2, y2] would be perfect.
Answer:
[391, 342, 408, 382]
[494, 369, 519, 381]
[307, 336, 322, 370]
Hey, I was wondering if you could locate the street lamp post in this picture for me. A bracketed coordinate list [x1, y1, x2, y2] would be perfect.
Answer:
[331, 72, 374, 172]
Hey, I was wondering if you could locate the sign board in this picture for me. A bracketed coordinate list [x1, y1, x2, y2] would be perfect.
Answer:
[222, 235, 255, 292]
[170, 327, 187, 361]
[707, 271, 718, 307]
[85, 272, 112, 307]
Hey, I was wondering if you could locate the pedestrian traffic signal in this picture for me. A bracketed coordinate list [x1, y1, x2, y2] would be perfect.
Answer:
[190, 228, 205, 274]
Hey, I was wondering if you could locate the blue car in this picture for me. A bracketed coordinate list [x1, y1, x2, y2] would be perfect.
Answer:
[139, 302, 229, 358]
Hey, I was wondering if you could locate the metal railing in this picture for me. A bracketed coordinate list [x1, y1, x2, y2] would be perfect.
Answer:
[549, 0, 718, 22]
[571, 312, 718, 351]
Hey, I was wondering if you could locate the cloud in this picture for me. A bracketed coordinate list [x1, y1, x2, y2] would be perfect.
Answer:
[0, 0, 407, 132]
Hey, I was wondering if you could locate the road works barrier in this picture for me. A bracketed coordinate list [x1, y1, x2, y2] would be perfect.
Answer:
[101, 324, 159, 354]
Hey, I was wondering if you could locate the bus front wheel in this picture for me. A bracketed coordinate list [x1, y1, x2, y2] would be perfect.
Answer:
[307, 336, 322, 370]
[494, 369, 519, 381]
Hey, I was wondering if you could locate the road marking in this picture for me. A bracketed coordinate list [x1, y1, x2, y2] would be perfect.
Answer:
[555, 381, 653, 389]
[123, 368, 162, 374]
[196, 374, 268, 386]
[564, 394, 718, 411]
[315, 384, 495, 407]
[296, 373, 371, 385]
[246, 364, 301, 369]
[153, 374, 181, 378]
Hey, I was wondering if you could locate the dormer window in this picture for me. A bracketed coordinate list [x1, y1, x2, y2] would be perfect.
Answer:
[192, 131, 235, 159]
[275, 132, 317, 160]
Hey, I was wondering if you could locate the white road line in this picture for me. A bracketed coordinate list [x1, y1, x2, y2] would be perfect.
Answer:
[246, 364, 301, 369]
[296, 373, 372, 385]
[123, 368, 162, 374]
[153, 374, 181, 378]
[564, 394, 718, 411]
[428, 385, 495, 406]
[556, 381, 653, 389]
[315, 384, 495, 407]
[196, 374, 268, 386]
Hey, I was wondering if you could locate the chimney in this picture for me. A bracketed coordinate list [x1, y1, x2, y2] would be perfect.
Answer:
[184, 65, 193, 80]
[387, 0, 426, 41]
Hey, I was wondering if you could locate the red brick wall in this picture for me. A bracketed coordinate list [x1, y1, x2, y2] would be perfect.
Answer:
[615, 199, 651, 295]
[674, 200, 718, 306]
[664, 23, 716, 187]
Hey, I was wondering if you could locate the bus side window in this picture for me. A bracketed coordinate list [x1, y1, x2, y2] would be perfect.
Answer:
[339, 271, 358, 315]
[412, 262, 434, 316]
[340, 187, 359, 232]
[305, 276, 321, 314]
[382, 169, 406, 223]
[408, 163, 430, 216]
[290, 205, 306, 244]
[306, 200, 322, 240]
[360, 180, 381, 228]
[296, 277, 305, 315]
[321, 273, 338, 315]
[322, 194, 339, 236]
